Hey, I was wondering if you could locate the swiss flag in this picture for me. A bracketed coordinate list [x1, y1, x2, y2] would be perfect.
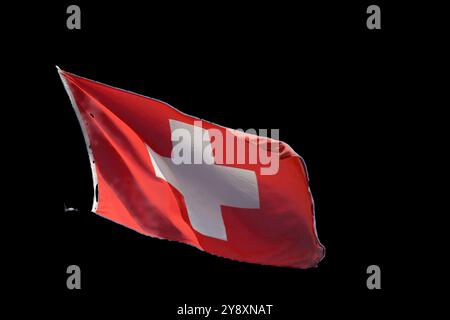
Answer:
[59, 68, 325, 268]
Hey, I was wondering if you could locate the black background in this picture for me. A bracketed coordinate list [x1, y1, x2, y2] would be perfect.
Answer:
[13, 1, 434, 318]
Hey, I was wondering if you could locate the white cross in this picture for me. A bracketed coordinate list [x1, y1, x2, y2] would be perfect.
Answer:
[147, 120, 260, 240]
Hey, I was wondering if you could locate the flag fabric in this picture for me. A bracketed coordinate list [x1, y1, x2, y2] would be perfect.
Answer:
[59, 68, 325, 268]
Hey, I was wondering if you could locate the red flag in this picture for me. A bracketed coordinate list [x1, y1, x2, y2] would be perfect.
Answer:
[59, 68, 325, 268]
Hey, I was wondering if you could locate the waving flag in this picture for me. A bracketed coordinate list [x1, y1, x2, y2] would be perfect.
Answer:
[59, 67, 325, 268]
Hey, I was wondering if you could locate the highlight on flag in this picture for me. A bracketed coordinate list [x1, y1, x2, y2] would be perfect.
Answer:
[58, 67, 325, 268]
